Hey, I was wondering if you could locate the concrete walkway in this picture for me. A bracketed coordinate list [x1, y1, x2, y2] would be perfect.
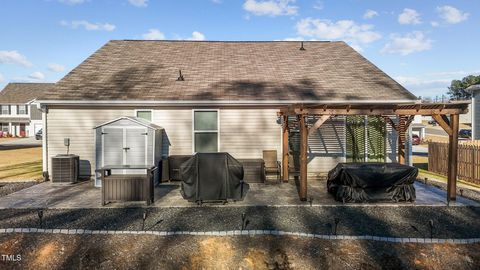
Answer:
[0, 137, 41, 150]
[0, 180, 478, 209]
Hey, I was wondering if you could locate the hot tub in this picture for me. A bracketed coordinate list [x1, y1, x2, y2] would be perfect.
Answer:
[327, 163, 417, 203]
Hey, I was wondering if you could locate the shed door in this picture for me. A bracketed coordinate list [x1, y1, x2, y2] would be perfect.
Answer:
[125, 128, 147, 166]
[103, 128, 124, 166]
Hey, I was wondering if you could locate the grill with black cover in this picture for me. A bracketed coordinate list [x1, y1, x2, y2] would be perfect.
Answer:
[180, 153, 249, 203]
[327, 163, 417, 203]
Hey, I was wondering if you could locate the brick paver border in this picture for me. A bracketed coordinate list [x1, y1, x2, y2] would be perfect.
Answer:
[1, 228, 479, 244]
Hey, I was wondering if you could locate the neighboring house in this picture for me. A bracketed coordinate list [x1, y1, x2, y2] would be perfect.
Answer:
[460, 103, 472, 125]
[410, 115, 425, 140]
[467, 84, 480, 140]
[0, 83, 53, 137]
[36, 40, 418, 181]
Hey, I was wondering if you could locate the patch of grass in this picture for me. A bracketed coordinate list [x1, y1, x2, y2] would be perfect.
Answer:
[0, 147, 42, 181]
[418, 169, 480, 189]
[412, 155, 428, 170]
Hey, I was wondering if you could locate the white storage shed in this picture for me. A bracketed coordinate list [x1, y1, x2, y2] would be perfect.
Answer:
[94, 116, 163, 187]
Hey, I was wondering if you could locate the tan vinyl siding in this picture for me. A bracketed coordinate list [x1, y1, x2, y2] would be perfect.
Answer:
[152, 109, 192, 156]
[307, 117, 346, 176]
[47, 106, 401, 179]
[220, 109, 281, 160]
[47, 108, 132, 177]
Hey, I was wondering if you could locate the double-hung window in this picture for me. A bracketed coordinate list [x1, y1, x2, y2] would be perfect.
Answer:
[193, 110, 218, 152]
[1, 123, 8, 133]
[1, 105, 10, 115]
[17, 105, 28, 115]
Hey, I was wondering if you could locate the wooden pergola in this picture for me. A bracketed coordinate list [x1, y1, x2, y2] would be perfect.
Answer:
[278, 102, 470, 202]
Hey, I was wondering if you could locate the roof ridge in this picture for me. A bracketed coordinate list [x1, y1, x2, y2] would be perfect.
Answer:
[115, 39, 339, 43]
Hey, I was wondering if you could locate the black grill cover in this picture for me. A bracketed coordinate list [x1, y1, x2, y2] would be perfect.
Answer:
[180, 153, 249, 202]
[327, 163, 417, 203]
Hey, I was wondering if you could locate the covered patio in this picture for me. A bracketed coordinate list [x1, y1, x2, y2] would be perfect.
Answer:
[0, 180, 478, 209]
[278, 101, 470, 202]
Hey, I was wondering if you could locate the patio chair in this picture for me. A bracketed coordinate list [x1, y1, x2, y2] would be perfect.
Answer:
[263, 150, 281, 182]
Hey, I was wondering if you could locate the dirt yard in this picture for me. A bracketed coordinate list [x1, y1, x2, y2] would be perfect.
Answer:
[0, 147, 42, 181]
[0, 234, 478, 270]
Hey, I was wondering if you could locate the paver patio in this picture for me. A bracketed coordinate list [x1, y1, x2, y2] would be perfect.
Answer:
[0, 180, 478, 209]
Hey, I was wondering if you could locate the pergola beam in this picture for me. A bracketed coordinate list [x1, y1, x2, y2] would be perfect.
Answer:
[282, 115, 289, 182]
[447, 114, 459, 201]
[299, 115, 308, 201]
[282, 107, 467, 116]
[432, 114, 453, 136]
[308, 115, 330, 137]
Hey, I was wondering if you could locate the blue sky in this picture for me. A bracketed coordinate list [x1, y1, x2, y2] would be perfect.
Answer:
[0, 0, 478, 99]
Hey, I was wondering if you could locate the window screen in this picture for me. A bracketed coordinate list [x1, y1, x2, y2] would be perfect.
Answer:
[194, 111, 218, 152]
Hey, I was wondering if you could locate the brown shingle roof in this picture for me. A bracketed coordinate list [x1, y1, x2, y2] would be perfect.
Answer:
[40, 40, 417, 102]
[0, 83, 54, 104]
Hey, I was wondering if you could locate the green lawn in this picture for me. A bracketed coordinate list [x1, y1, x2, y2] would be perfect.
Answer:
[0, 147, 43, 182]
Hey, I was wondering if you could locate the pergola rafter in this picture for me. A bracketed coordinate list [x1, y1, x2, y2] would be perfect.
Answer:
[279, 102, 470, 202]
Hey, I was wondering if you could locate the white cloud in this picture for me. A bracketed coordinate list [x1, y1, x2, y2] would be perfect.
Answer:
[243, 0, 298, 17]
[363, 9, 378, 19]
[60, 20, 116, 31]
[398, 8, 421, 25]
[142, 29, 165, 40]
[436, 5, 469, 24]
[430, 21, 439, 27]
[381, 31, 432, 55]
[0, 50, 32, 67]
[187, 31, 206, 41]
[313, 1, 323, 10]
[48, 63, 66, 72]
[394, 70, 480, 97]
[295, 18, 381, 50]
[128, 0, 148, 7]
[28, 72, 45, 81]
[58, 0, 89, 5]
[0, 73, 4, 83]
[13, 72, 47, 83]
[211, 0, 222, 3]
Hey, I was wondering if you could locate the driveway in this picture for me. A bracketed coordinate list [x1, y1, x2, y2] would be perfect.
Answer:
[426, 126, 448, 137]
[0, 137, 41, 150]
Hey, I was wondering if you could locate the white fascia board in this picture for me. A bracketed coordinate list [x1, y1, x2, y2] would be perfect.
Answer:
[35, 99, 421, 107]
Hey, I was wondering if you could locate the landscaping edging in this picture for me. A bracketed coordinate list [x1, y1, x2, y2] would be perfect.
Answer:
[1, 228, 479, 245]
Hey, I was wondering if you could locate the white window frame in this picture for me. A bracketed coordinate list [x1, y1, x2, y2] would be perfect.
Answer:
[192, 109, 220, 153]
[17, 105, 27, 115]
[1, 123, 8, 133]
[1, 105, 10, 115]
[134, 109, 153, 122]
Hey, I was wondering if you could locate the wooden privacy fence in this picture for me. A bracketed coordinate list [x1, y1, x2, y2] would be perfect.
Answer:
[428, 141, 480, 185]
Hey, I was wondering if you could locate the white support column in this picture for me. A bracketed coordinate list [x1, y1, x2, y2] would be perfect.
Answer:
[8, 123, 12, 136]
[42, 107, 48, 176]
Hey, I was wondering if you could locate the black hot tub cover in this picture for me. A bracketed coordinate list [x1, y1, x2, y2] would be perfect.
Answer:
[180, 153, 249, 202]
[327, 163, 417, 203]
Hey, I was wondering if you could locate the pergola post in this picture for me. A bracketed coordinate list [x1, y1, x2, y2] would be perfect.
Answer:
[447, 114, 459, 201]
[282, 115, 289, 182]
[299, 114, 308, 201]
[397, 116, 406, 164]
